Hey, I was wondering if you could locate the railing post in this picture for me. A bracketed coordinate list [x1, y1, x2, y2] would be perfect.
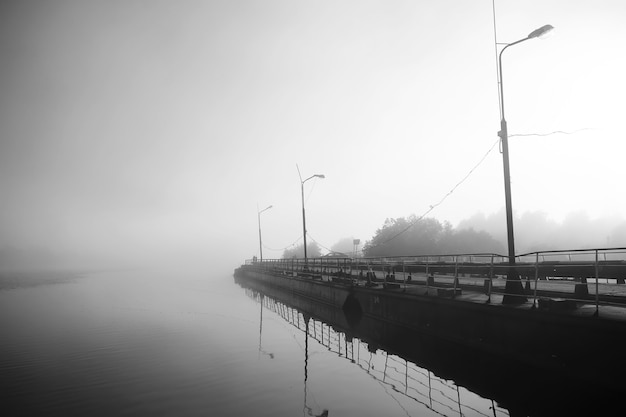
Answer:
[402, 260, 406, 287]
[426, 259, 430, 294]
[487, 255, 493, 304]
[595, 249, 600, 317]
[453, 256, 458, 298]
[532, 252, 539, 309]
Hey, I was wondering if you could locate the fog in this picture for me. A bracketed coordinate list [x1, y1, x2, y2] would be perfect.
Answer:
[458, 209, 626, 254]
[1, 1, 625, 272]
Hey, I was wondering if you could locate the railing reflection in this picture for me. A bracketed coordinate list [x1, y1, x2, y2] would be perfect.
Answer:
[245, 288, 510, 417]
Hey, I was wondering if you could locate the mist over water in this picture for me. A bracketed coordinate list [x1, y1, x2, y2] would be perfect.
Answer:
[1, 267, 261, 416]
[4, 258, 626, 416]
[2, 1, 626, 413]
[0, 266, 507, 417]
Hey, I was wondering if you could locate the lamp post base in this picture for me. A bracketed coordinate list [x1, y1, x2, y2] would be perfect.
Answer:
[502, 267, 528, 305]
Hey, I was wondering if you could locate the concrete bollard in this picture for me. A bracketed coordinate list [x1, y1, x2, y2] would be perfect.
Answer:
[427, 275, 435, 286]
[574, 283, 589, 299]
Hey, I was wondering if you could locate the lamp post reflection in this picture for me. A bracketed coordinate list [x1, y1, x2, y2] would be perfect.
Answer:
[302, 315, 329, 417]
[239, 284, 512, 416]
[258, 294, 274, 359]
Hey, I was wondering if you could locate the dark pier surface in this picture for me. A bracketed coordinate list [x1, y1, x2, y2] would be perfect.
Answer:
[387, 273, 626, 320]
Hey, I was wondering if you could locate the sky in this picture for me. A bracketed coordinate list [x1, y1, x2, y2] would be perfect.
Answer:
[1, 0, 625, 269]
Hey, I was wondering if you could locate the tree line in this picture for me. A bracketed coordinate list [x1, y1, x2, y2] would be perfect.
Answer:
[282, 216, 503, 259]
[362, 216, 504, 257]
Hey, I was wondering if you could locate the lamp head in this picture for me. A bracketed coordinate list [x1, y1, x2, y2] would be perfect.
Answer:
[315, 174, 326, 179]
[528, 24, 554, 39]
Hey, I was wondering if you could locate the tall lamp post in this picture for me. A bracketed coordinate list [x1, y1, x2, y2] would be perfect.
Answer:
[298, 171, 325, 267]
[498, 24, 553, 303]
[257, 204, 272, 262]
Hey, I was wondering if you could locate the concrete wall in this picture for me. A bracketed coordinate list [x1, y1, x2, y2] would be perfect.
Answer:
[235, 265, 626, 388]
[238, 267, 350, 308]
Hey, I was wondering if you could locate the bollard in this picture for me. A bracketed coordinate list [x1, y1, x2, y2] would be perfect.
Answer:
[574, 282, 589, 299]
[483, 279, 491, 294]
[532, 252, 539, 309]
[452, 257, 458, 298]
[487, 255, 494, 304]
[594, 250, 599, 317]
[427, 274, 435, 287]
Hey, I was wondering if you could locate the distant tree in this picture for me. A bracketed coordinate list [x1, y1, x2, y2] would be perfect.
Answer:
[439, 227, 505, 255]
[456, 209, 626, 253]
[363, 216, 503, 257]
[362, 217, 410, 257]
[363, 216, 443, 257]
[282, 242, 322, 259]
[609, 222, 626, 247]
[330, 237, 356, 256]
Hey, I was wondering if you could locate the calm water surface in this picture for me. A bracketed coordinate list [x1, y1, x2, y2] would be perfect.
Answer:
[0, 268, 576, 416]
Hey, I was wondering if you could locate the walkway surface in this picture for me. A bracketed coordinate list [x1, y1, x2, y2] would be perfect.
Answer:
[339, 272, 626, 323]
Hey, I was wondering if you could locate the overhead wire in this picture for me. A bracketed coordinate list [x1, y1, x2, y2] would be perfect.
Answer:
[509, 128, 596, 138]
[262, 236, 303, 252]
[361, 0, 505, 250]
[262, 137, 501, 256]
[365, 138, 501, 250]
[261, 1, 591, 257]
[363, 125, 594, 252]
[306, 233, 333, 254]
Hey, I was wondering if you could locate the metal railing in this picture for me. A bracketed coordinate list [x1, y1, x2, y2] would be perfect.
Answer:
[515, 247, 626, 315]
[243, 247, 626, 316]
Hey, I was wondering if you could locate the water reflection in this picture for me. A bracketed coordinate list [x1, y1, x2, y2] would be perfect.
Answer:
[237, 276, 626, 417]
[258, 295, 275, 359]
[247, 287, 509, 417]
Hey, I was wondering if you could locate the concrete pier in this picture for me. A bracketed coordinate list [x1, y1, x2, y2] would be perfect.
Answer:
[235, 253, 626, 391]
[235, 272, 626, 416]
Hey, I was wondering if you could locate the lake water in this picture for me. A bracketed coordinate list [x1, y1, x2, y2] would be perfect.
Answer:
[0, 268, 619, 416]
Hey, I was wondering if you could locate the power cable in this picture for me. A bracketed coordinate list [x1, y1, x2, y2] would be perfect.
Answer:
[366, 138, 500, 250]
[266, 128, 592, 257]
[306, 233, 333, 254]
[366, 125, 595, 251]
[509, 128, 595, 138]
[262, 236, 303, 252]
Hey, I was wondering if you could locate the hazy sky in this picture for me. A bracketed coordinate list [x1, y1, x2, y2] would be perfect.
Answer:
[1, 1, 625, 267]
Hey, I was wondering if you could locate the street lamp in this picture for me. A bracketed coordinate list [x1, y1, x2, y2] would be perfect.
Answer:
[497, 24, 554, 303]
[298, 171, 325, 267]
[257, 204, 272, 262]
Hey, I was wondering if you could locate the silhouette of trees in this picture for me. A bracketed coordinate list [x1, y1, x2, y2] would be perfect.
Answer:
[458, 209, 626, 253]
[330, 237, 358, 256]
[439, 227, 504, 255]
[363, 216, 504, 257]
[282, 242, 321, 259]
[609, 222, 626, 247]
